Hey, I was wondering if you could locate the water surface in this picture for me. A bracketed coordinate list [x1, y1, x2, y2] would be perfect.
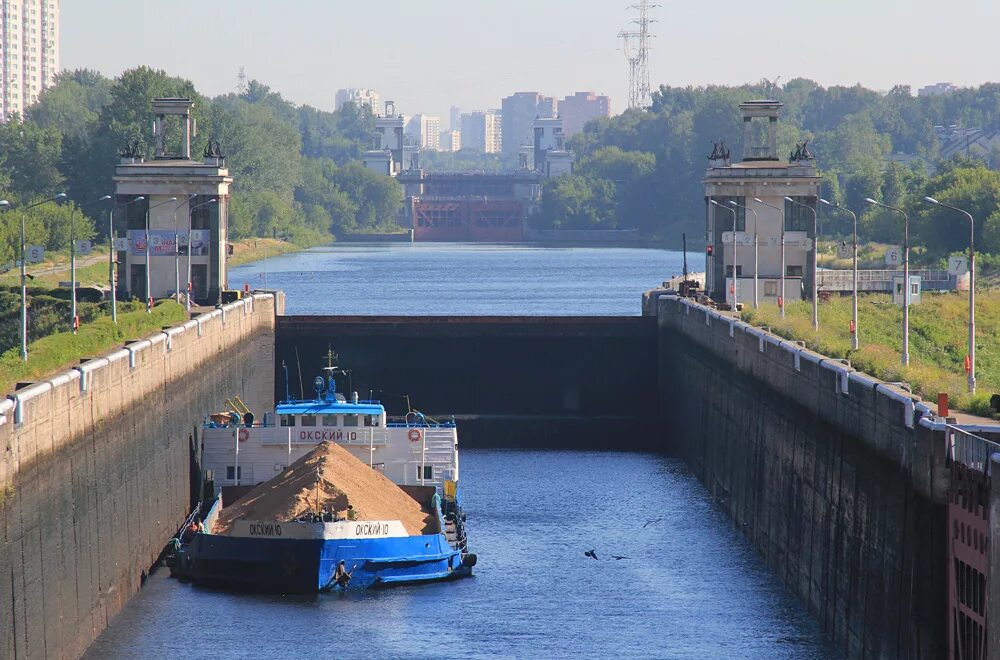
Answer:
[86, 245, 840, 659]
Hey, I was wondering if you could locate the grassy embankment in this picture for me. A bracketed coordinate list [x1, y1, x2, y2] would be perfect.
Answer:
[741, 291, 1000, 417]
[228, 237, 308, 267]
[0, 237, 311, 288]
[0, 300, 187, 396]
[0, 237, 308, 395]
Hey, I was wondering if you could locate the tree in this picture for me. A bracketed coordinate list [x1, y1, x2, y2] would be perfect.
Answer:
[210, 98, 303, 197]
[537, 175, 617, 230]
[0, 116, 65, 202]
[911, 164, 1000, 257]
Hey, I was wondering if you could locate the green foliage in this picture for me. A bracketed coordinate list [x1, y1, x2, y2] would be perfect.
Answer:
[558, 80, 1000, 248]
[210, 97, 303, 197]
[741, 292, 1000, 416]
[0, 299, 186, 396]
[0, 115, 65, 201]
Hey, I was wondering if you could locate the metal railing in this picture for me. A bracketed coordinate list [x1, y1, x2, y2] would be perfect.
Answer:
[817, 269, 953, 292]
[947, 425, 1000, 474]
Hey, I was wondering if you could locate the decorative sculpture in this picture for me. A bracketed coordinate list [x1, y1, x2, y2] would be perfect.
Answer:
[118, 139, 145, 159]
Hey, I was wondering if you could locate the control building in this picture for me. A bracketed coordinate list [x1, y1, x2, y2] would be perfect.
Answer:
[113, 98, 233, 305]
[532, 116, 574, 177]
[703, 100, 821, 307]
[363, 101, 406, 176]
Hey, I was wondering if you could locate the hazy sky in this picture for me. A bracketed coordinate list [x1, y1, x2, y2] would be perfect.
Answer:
[63, 0, 1000, 121]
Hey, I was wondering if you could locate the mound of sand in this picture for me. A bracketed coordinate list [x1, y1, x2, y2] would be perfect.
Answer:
[215, 441, 433, 535]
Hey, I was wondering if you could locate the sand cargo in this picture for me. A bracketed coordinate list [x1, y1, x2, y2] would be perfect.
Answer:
[170, 361, 474, 591]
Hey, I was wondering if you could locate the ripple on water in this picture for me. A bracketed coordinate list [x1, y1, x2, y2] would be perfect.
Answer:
[85, 451, 840, 660]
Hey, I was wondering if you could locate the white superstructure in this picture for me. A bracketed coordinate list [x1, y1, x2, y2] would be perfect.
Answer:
[203, 407, 459, 491]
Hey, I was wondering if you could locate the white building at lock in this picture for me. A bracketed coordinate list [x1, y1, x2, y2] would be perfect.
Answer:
[703, 100, 821, 307]
[113, 98, 233, 305]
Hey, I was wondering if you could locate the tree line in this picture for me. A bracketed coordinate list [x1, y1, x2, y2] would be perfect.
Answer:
[536, 79, 1000, 263]
[0, 66, 405, 267]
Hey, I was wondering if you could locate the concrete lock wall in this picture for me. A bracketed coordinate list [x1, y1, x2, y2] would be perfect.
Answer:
[0, 293, 279, 660]
[656, 294, 950, 659]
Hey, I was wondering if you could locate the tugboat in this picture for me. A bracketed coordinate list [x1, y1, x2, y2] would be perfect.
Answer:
[169, 353, 475, 591]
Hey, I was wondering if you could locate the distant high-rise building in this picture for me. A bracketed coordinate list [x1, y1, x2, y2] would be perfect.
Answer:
[501, 92, 557, 154]
[450, 105, 462, 131]
[1, 0, 60, 119]
[335, 88, 381, 112]
[440, 129, 461, 152]
[460, 110, 502, 153]
[917, 82, 958, 98]
[559, 92, 612, 136]
[406, 114, 442, 150]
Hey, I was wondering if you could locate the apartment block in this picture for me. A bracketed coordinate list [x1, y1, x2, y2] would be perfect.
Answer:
[1, 0, 60, 118]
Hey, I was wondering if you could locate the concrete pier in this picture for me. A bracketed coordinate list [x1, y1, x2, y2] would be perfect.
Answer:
[0, 294, 279, 659]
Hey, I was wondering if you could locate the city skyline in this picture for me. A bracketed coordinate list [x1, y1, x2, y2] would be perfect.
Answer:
[60, 0, 1000, 121]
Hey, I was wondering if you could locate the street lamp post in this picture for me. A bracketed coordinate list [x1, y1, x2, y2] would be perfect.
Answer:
[785, 196, 819, 331]
[172, 195, 197, 304]
[819, 199, 859, 350]
[109, 196, 146, 324]
[729, 200, 758, 308]
[145, 197, 178, 313]
[186, 198, 218, 312]
[754, 198, 786, 317]
[711, 200, 738, 309]
[865, 198, 910, 366]
[18, 193, 67, 360]
[70, 196, 113, 334]
[924, 196, 976, 393]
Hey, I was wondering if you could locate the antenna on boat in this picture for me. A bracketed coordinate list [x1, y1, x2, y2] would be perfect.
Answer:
[295, 346, 305, 400]
[323, 346, 340, 402]
[682, 232, 688, 281]
[282, 360, 291, 403]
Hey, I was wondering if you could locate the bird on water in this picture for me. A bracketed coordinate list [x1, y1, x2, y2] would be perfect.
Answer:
[643, 517, 663, 528]
[584, 549, 598, 560]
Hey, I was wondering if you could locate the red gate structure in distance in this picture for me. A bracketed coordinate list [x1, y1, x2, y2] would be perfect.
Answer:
[399, 170, 541, 243]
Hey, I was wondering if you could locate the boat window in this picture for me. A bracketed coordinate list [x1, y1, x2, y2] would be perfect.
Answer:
[417, 465, 433, 480]
[279, 415, 295, 427]
[364, 415, 378, 427]
[226, 466, 243, 480]
[343, 414, 359, 427]
[322, 414, 338, 426]
[301, 415, 317, 427]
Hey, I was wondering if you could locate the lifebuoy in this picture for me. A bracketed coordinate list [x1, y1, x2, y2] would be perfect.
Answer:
[408, 429, 422, 443]
[238, 428, 249, 442]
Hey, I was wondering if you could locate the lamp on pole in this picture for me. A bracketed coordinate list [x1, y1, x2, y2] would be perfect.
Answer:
[924, 196, 976, 393]
[172, 195, 197, 304]
[186, 198, 218, 312]
[70, 195, 112, 334]
[864, 198, 910, 366]
[710, 199, 738, 309]
[145, 197, 178, 313]
[785, 196, 819, 331]
[754, 197, 786, 317]
[18, 193, 67, 360]
[729, 200, 758, 308]
[109, 196, 145, 324]
[819, 199, 859, 350]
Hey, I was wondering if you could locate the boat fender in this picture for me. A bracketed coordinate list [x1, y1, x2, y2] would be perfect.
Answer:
[462, 553, 478, 567]
[408, 429, 422, 443]
[238, 428, 249, 442]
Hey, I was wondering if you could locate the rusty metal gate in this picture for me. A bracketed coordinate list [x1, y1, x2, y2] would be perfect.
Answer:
[947, 426, 998, 660]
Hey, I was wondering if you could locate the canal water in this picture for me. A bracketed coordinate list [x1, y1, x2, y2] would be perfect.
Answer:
[85, 245, 841, 659]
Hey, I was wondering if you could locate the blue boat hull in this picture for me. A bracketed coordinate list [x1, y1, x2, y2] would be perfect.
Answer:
[172, 532, 472, 592]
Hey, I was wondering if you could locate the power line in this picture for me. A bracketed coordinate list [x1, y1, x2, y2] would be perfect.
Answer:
[618, 1, 659, 110]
